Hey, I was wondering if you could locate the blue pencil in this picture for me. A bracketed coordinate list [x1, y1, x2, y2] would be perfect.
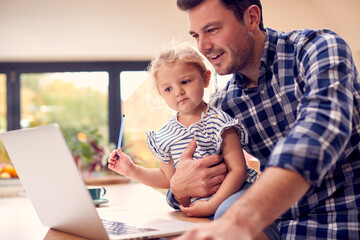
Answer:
[116, 114, 125, 160]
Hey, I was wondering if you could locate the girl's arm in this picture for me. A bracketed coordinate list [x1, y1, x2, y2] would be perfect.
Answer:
[108, 148, 175, 189]
[180, 127, 247, 216]
[208, 127, 247, 208]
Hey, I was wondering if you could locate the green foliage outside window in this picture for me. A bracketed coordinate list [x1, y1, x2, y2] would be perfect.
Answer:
[0, 73, 112, 174]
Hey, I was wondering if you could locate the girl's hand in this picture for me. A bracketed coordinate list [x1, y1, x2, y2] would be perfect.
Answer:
[180, 200, 217, 217]
[107, 148, 134, 177]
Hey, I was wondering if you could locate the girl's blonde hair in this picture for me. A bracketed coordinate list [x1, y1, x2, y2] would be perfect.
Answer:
[147, 42, 208, 95]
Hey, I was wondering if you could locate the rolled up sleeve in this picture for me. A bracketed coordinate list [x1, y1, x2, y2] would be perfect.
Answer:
[267, 32, 355, 187]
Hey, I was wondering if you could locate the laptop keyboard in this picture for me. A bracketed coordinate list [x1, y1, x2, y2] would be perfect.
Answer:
[101, 219, 158, 235]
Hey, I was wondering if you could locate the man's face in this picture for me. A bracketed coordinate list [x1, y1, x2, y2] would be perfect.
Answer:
[188, 0, 254, 75]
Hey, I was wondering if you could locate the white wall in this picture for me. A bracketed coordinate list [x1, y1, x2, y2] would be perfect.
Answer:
[0, 0, 192, 61]
[261, 0, 360, 68]
[0, 0, 359, 67]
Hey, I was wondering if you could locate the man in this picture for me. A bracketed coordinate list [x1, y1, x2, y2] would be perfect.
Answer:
[168, 0, 360, 239]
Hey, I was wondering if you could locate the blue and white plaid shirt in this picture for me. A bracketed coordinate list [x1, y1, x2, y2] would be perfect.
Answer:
[167, 27, 360, 239]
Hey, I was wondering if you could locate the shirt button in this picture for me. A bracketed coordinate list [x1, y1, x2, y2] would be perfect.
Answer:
[205, 113, 208, 117]
[214, 115, 218, 119]
[272, 121, 277, 126]
[261, 90, 265, 94]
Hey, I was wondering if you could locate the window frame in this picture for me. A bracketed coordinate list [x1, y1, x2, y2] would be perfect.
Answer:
[0, 61, 150, 144]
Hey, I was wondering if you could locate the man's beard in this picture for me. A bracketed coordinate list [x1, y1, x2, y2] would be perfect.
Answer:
[219, 34, 255, 75]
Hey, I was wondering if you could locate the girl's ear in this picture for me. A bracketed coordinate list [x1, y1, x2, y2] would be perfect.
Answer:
[204, 70, 211, 88]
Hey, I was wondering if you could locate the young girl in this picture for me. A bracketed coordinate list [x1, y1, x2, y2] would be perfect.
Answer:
[107, 43, 257, 218]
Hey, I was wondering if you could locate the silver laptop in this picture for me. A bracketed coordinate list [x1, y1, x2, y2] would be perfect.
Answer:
[0, 124, 193, 240]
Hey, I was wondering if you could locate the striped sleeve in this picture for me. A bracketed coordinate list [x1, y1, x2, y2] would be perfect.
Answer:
[146, 130, 171, 163]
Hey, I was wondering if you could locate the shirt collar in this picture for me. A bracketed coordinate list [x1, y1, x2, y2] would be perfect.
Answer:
[234, 28, 279, 89]
[261, 27, 279, 69]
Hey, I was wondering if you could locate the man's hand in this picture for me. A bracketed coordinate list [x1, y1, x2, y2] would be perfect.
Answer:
[175, 167, 311, 240]
[175, 217, 253, 240]
[170, 138, 227, 206]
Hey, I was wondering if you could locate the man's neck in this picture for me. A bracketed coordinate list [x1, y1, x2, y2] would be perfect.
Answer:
[242, 30, 266, 88]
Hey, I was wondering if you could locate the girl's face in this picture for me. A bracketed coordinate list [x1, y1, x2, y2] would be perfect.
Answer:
[156, 62, 209, 117]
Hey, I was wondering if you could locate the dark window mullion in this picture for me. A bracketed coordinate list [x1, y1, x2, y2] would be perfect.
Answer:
[108, 65, 121, 145]
[7, 70, 21, 130]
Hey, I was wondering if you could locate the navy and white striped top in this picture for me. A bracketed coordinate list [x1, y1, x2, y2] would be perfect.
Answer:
[147, 105, 256, 181]
[148, 105, 237, 162]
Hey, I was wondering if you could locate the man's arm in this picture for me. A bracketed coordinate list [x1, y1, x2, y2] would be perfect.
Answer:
[225, 167, 310, 236]
[169, 138, 227, 207]
[176, 167, 310, 240]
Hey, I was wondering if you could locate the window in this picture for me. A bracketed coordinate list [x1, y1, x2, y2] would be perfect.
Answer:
[0, 73, 9, 164]
[0, 62, 234, 172]
[0, 74, 6, 132]
[20, 72, 109, 145]
[0, 61, 150, 173]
